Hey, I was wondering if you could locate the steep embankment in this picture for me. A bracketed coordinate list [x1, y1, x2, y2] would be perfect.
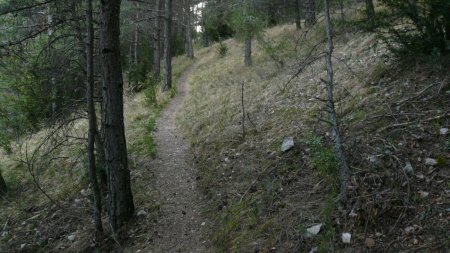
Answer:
[179, 23, 449, 252]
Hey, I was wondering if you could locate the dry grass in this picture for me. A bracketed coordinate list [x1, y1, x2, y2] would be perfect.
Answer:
[179, 18, 449, 253]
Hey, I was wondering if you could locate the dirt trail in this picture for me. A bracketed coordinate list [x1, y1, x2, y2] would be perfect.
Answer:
[149, 61, 207, 253]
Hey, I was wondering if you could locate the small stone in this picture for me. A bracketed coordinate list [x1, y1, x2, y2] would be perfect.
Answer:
[201, 222, 206, 226]
[68, 234, 76, 241]
[308, 246, 318, 253]
[224, 157, 231, 163]
[440, 128, 449, 135]
[80, 189, 89, 196]
[20, 244, 26, 249]
[418, 191, 429, 198]
[365, 238, 375, 248]
[137, 210, 147, 217]
[403, 161, 413, 175]
[281, 137, 294, 152]
[348, 209, 358, 218]
[305, 224, 322, 238]
[341, 233, 351, 244]
[425, 158, 437, 166]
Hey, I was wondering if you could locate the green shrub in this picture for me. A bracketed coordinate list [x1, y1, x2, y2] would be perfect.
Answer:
[217, 41, 229, 57]
[377, 0, 450, 57]
[304, 135, 338, 186]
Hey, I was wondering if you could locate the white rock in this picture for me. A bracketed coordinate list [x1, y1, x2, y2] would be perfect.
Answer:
[201, 222, 206, 226]
[20, 244, 26, 249]
[403, 161, 413, 174]
[308, 246, 318, 253]
[425, 158, 437, 166]
[67, 234, 76, 241]
[224, 157, 231, 163]
[305, 224, 322, 238]
[440, 128, 449, 135]
[80, 189, 89, 196]
[341, 233, 351, 244]
[418, 191, 429, 198]
[137, 210, 147, 217]
[281, 137, 294, 152]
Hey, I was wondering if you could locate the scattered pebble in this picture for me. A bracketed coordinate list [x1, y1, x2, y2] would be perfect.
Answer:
[424, 158, 437, 166]
[305, 224, 322, 238]
[440, 128, 448, 135]
[67, 234, 76, 241]
[418, 191, 429, 198]
[341, 233, 351, 244]
[137, 210, 147, 217]
[201, 222, 206, 226]
[403, 161, 413, 175]
[281, 137, 294, 152]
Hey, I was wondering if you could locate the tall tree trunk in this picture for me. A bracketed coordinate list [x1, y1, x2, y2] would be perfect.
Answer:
[86, 0, 103, 236]
[153, 0, 162, 82]
[365, 0, 375, 20]
[295, 0, 301, 30]
[304, 0, 316, 27]
[323, 0, 350, 202]
[162, 0, 173, 92]
[0, 171, 7, 197]
[99, 0, 135, 232]
[185, 0, 194, 59]
[244, 36, 252, 66]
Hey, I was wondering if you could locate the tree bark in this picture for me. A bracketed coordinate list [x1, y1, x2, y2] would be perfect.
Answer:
[323, 0, 350, 202]
[153, 0, 163, 82]
[86, 0, 103, 236]
[185, 0, 194, 59]
[244, 36, 252, 66]
[0, 171, 7, 197]
[162, 0, 173, 92]
[365, 0, 375, 20]
[295, 0, 301, 30]
[304, 0, 316, 27]
[99, 0, 135, 232]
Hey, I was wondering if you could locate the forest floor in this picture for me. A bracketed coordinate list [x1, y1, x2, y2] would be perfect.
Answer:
[144, 60, 208, 253]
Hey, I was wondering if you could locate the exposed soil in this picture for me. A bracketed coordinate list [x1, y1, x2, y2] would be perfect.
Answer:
[146, 61, 207, 253]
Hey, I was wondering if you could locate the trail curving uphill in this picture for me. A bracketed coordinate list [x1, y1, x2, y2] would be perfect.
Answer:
[149, 61, 206, 253]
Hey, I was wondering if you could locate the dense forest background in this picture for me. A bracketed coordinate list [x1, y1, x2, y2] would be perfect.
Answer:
[0, 0, 449, 252]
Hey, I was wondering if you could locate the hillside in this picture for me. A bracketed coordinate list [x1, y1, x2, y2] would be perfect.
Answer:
[0, 5, 449, 253]
[179, 23, 449, 252]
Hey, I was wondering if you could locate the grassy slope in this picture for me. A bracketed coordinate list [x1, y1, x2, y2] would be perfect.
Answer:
[179, 20, 449, 252]
[0, 55, 194, 252]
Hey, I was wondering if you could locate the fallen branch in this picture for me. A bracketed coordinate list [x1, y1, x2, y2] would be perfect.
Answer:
[377, 112, 450, 133]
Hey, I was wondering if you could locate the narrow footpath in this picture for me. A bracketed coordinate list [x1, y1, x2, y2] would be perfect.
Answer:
[148, 61, 207, 253]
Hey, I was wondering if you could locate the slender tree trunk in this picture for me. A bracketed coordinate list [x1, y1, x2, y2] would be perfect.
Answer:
[0, 171, 7, 197]
[186, 0, 194, 59]
[244, 36, 252, 66]
[85, 0, 103, 236]
[100, 0, 135, 232]
[162, 0, 173, 92]
[304, 0, 316, 27]
[365, 0, 375, 20]
[339, 0, 345, 21]
[295, 0, 301, 30]
[153, 0, 162, 82]
[134, 2, 139, 66]
[323, 0, 350, 201]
